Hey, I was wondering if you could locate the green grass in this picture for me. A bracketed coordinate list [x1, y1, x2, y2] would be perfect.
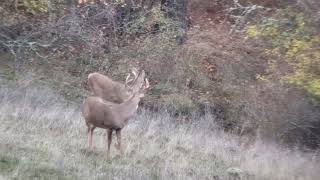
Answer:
[0, 155, 19, 174]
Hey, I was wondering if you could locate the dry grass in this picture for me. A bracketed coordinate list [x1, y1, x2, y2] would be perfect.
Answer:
[0, 83, 319, 180]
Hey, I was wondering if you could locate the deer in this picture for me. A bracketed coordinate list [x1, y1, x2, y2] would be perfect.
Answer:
[82, 74, 149, 160]
[87, 68, 146, 104]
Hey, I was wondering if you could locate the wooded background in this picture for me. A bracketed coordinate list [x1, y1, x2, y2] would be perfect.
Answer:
[1, 0, 320, 149]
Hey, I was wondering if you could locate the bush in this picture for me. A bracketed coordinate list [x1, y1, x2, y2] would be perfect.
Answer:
[247, 6, 320, 103]
[242, 3, 320, 148]
[17, 0, 48, 14]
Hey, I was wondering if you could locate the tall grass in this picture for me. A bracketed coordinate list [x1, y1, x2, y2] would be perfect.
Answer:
[0, 83, 319, 180]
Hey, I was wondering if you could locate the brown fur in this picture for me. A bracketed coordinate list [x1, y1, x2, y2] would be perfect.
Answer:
[88, 70, 145, 103]
[82, 77, 149, 160]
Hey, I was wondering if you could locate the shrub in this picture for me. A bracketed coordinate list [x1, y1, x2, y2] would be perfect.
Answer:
[243, 3, 320, 147]
[247, 6, 320, 103]
[17, 0, 49, 14]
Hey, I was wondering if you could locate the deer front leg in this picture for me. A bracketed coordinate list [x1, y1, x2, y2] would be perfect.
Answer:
[107, 129, 113, 160]
[116, 129, 123, 155]
[87, 126, 95, 149]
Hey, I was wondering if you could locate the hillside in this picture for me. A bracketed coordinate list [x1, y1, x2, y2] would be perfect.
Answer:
[0, 0, 320, 179]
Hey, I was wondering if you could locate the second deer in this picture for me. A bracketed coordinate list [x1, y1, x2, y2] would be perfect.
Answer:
[87, 68, 145, 103]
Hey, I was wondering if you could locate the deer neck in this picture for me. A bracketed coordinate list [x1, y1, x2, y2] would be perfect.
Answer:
[116, 95, 140, 121]
[118, 84, 131, 100]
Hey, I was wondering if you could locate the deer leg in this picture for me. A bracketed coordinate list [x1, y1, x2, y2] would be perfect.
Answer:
[87, 126, 95, 149]
[107, 129, 113, 160]
[116, 129, 123, 155]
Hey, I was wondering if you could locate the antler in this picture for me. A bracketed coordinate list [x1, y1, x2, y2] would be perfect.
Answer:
[125, 73, 132, 84]
[131, 67, 139, 81]
[125, 67, 139, 87]
[143, 78, 150, 90]
[125, 73, 134, 90]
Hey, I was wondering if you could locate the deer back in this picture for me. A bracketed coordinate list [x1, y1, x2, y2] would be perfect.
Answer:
[88, 73, 131, 103]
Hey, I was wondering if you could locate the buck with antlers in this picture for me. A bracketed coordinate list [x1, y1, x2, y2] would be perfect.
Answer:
[87, 68, 145, 103]
[82, 70, 149, 159]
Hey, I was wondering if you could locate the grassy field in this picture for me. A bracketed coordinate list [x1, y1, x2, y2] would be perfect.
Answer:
[0, 83, 319, 180]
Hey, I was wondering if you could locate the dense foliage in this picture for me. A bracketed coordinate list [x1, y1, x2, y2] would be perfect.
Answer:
[247, 6, 320, 103]
[1, 0, 319, 148]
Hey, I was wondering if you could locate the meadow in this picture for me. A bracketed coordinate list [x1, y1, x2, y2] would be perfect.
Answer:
[0, 81, 319, 180]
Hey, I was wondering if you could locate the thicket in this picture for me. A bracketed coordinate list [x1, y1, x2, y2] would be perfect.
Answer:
[242, 0, 320, 148]
[247, 4, 320, 103]
[0, 0, 319, 149]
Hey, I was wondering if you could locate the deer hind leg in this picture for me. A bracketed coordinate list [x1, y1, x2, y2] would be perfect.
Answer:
[116, 129, 123, 155]
[107, 129, 113, 160]
[87, 126, 95, 149]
